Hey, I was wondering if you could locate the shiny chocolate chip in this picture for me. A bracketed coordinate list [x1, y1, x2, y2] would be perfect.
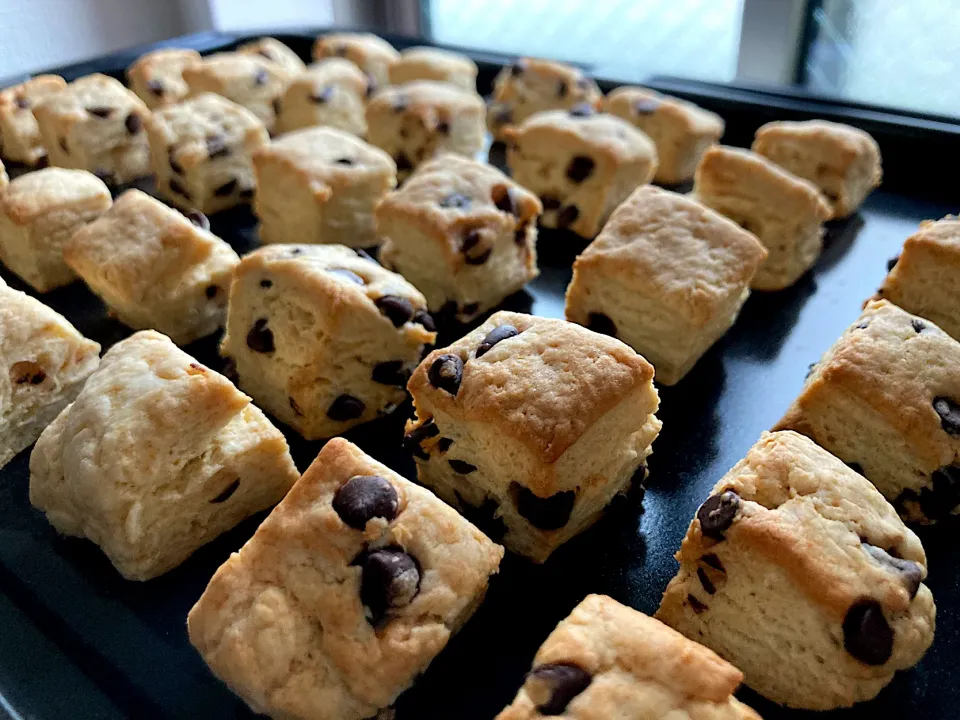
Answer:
[356, 547, 421, 625]
[439, 192, 471, 209]
[843, 599, 893, 665]
[327, 394, 365, 421]
[310, 86, 333, 103]
[556, 205, 579, 229]
[246, 318, 275, 353]
[210, 478, 240, 503]
[206, 134, 229, 159]
[375, 295, 415, 327]
[253, 68, 268, 86]
[887, 255, 900, 271]
[863, 544, 923, 599]
[428, 354, 463, 395]
[697, 490, 740, 540]
[512, 483, 575, 530]
[633, 97, 662, 114]
[334, 475, 399, 529]
[527, 663, 592, 716]
[214, 178, 238, 196]
[476, 324, 519, 357]
[413, 310, 436, 332]
[933, 397, 960, 435]
[568, 103, 594, 117]
[448, 459, 477, 474]
[566, 155, 595, 183]
[403, 419, 439, 459]
[86, 106, 113, 118]
[395, 152, 413, 172]
[586, 312, 616, 338]
[169, 178, 192, 201]
[185, 210, 210, 231]
[372, 360, 410, 387]
[124, 113, 142, 135]
[492, 183, 516, 215]
[146, 78, 164, 97]
[329, 268, 365, 285]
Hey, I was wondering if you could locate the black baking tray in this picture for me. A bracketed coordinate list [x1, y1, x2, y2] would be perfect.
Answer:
[1, 29, 958, 720]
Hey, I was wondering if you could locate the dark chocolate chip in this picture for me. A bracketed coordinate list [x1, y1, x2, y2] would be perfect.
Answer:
[334, 157, 353, 166]
[125, 112, 142, 135]
[169, 177, 192, 201]
[327, 394, 365, 421]
[697, 490, 740, 540]
[289, 396, 303, 415]
[436, 119, 450, 135]
[438, 437, 453, 453]
[329, 268, 365, 285]
[439, 192, 471, 210]
[843, 599, 893, 665]
[403, 419, 439, 459]
[586, 312, 617, 338]
[260, 278, 273, 289]
[702, 553, 725, 572]
[394, 152, 413, 172]
[309, 85, 334, 104]
[633, 97, 662, 114]
[933, 397, 960, 435]
[476, 324, 519, 357]
[492, 183, 516, 215]
[540, 195, 561, 211]
[206, 134, 230, 159]
[512, 483, 575, 531]
[557, 80, 568, 98]
[86, 106, 113, 118]
[556, 205, 579, 229]
[855, 321, 869, 330]
[510, 61, 525, 76]
[372, 360, 410, 387]
[846, 462, 865, 476]
[333, 475, 399, 529]
[356, 547, 421, 625]
[428, 354, 463, 395]
[688, 594, 708, 614]
[290, 247, 303, 256]
[527, 663, 592, 716]
[375, 295, 415, 327]
[214, 178, 238, 196]
[272, 98, 282, 117]
[566, 155, 595, 183]
[887, 255, 900, 271]
[911, 318, 927, 333]
[58, 137, 69, 154]
[448, 459, 477, 474]
[169, 149, 184, 175]
[205, 285, 219, 299]
[146, 78, 164, 97]
[863, 544, 923, 599]
[253, 68, 269, 86]
[246, 318, 275, 353]
[568, 103, 594, 117]
[461, 229, 491, 265]
[697, 567, 717, 595]
[11, 361, 46, 385]
[210, 478, 240, 503]
[413, 310, 435, 332]
[185, 210, 210, 231]
[14, 96, 30, 110]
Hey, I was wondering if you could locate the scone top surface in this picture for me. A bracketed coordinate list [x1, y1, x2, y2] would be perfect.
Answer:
[1, 167, 111, 224]
[604, 86, 725, 136]
[236, 37, 306, 73]
[297, 57, 370, 95]
[33, 73, 148, 122]
[0, 74, 67, 113]
[754, 119, 881, 172]
[368, 79, 484, 116]
[312, 32, 399, 82]
[390, 46, 479, 85]
[127, 48, 202, 106]
[0, 75, 68, 162]
[489, 58, 602, 122]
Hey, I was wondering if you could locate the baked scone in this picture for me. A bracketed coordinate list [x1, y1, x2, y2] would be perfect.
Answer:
[693, 145, 831, 291]
[253, 127, 396, 248]
[146, 92, 269, 214]
[127, 49, 202, 109]
[312, 32, 399, 87]
[775, 299, 960, 524]
[0, 75, 67, 164]
[275, 58, 371, 136]
[753, 119, 881, 218]
[406, 311, 661, 563]
[29, 330, 298, 581]
[388, 47, 478, 92]
[188, 437, 503, 720]
[505, 106, 658, 239]
[497, 594, 760, 720]
[656, 430, 935, 710]
[64, 189, 240, 345]
[376, 154, 541, 323]
[0, 167, 111, 291]
[604, 86, 724, 185]
[0, 159, 7, 192]
[366, 80, 485, 180]
[487, 58, 602, 142]
[33, 74, 151, 184]
[221, 244, 435, 440]
[183, 52, 293, 134]
[237, 37, 306, 74]
[565, 186, 768, 385]
[876, 215, 960, 341]
[0, 277, 100, 470]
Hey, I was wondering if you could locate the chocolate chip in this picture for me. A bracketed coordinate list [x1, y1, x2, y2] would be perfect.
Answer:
[214, 178, 238, 196]
[169, 178, 192, 201]
[557, 80, 568, 98]
[428, 354, 463, 395]
[210, 478, 240, 503]
[334, 157, 353, 166]
[540, 195, 561, 211]
[568, 103, 594, 117]
[86, 106, 113, 118]
[310, 85, 333, 103]
[436, 119, 450, 135]
[253, 68, 268, 86]
[372, 360, 410, 387]
[911, 318, 927, 333]
[169, 149, 184, 175]
[290, 247, 303, 256]
[272, 98, 282, 117]
[185, 210, 210, 231]
[125, 113, 142, 134]
[843, 599, 893, 665]
[392, 95, 409, 113]
[260, 278, 273, 289]
[697, 490, 740, 540]
[556, 205, 579, 229]
[449, 459, 477, 474]
[633, 97, 662, 114]
[697, 567, 716, 595]
[586, 312, 616, 337]
[688, 594, 708, 614]
[147, 78, 164, 97]
[702, 553, 724, 571]
[439, 192, 471, 209]
[375, 295, 415, 327]
[933, 397, 960, 435]
[476, 324, 519, 357]
[510, 61, 525, 76]
[14, 96, 29, 110]
[413, 310, 435, 332]
[327, 394, 365, 421]
[206, 134, 229, 159]
[58, 137, 69, 154]
[512, 483, 575, 530]
[329, 268, 365, 285]
[205, 285, 219, 299]
[334, 475, 399, 529]
[887, 255, 900, 271]
[356, 547, 421, 625]
[438, 437, 453, 453]
[492, 183, 516, 215]
[527, 663, 591, 716]
[246, 318, 275, 353]
[404, 419, 439, 459]
[855, 321, 869, 330]
[289, 396, 303, 415]
[11, 361, 46, 385]
[395, 152, 413, 172]
[566, 155, 595, 183]
[863, 544, 923, 599]
[461, 230, 491, 265]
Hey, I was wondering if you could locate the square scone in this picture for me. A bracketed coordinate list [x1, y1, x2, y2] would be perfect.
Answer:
[29, 330, 299, 581]
[0, 277, 100, 470]
[188, 437, 503, 720]
[753, 119, 881, 218]
[565, 186, 768, 385]
[0, 75, 67, 165]
[604, 86, 724, 185]
[147, 92, 269, 214]
[505, 106, 658, 239]
[405, 312, 661, 563]
[127, 49, 202, 109]
[876, 215, 960, 341]
[693, 146, 831, 291]
[366, 80, 485, 180]
[64, 189, 240, 345]
[237, 37, 306, 74]
[253, 126, 396, 248]
[275, 59, 371, 136]
[0, 167, 111, 291]
[656, 431, 935, 710]
[221, 244, 436, 440]
[33, 74, 151, 184]
[775, 299, 960, 524]
[312, 32, 399, 87]
[389, 47, 478, 92]
[376, 153, 541, 323]
[497, 594, 760, 720]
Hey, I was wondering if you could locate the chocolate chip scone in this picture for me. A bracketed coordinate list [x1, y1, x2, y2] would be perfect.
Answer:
[127, 48, 202, 109]
[775, 299, 960, 524]
[753, 119, 882, 218]
[497, 594, 761, 720]
[0, 75, 67, 164]
[33, 73, 151, 184]
[656, 430, 935, 710]
[0, 167, 111, 291]
[64, 189, 239, 345]
[565, 186, 768, 385]
[146, 92, 269, 213]
[505, 106, 658, 239]
[376, 153, 540, 323]
[604, 86, 724, 185]
[0, 276, 100, 470]
[237, 37, 306, 74]
[366, 80, 485, 180]
[275, 58, 371, 136]
[30, 330, 298, 581]
[312, 32, 399, 87]
[188, 437, 503, 720]
[487, 58, 602, 142]
[221, 244, 435, 440]
[406, 312, 661, 563]
[389, 47, 478, 92]
[253, 127, 396, 248]
[693, 145, 831, 291]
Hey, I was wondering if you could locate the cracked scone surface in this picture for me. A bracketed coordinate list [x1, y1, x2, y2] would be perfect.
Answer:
[0, 75, 67, 164]
[127, 49, 202, 109]
[312, 32, 399, 87]
[276, 58, 371, 137]
[188, 437, 503, 720]
[497, 594, 761, 720]
[29, 330, 298, 581]
[656, 430, 935, 710]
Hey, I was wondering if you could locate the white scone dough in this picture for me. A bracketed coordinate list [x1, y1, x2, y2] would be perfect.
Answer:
[221, 244, 436, 440]
[275, 59, 371, 137]
[0, 277, 100, 469]
[505, 106, 658, 239]
[147, 92, 269, 214]
[33, 73, 151, 184]
[64, 189, 240, 345]
[29, 330, 299, 581]
[253, 127, 396, 248]
[656, 430, 936, 710]
[237, 37, 306, 74]
[127, 49, 202, 109]
[497, 594, 761, 720]
[693, 145, 831, 291]
[0, 167, 111, 292]
[389, 47, 478, 91]
[188, 437, 503, 720]
[405, 312, 661, 563]
[565, 186, 768, 385]
[376, 153, 541, 323]
[312, 32, 399, 87]
[0, 75, 68, 165]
